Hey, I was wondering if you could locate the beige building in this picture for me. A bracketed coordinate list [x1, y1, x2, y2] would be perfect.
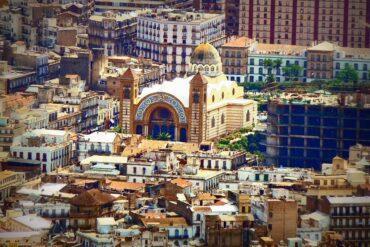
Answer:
[266, 199, 298, 243]
[0, 170, 25, 201]
[239, 0, 370, 48]
[119, 43, 257, 143]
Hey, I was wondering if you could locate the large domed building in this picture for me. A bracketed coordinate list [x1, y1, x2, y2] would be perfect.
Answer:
[118, 43, 257, 143]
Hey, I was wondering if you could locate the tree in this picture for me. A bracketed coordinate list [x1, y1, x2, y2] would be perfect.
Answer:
[283, 64, 303, 82]
[263, 59, 275, 84]
[273, 59, 282, 71]
[337, 64, 359, 83]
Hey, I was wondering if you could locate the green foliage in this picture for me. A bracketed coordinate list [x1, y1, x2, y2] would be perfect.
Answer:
[156, 132, 172, 141]
[216, 129, 265, 159]
[336, 64, 359, 83]
[112, 126, 122, 133]
[283, 64, 303, 81]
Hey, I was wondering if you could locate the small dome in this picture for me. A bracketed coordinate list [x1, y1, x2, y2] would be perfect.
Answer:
[190, 43, 221, 66]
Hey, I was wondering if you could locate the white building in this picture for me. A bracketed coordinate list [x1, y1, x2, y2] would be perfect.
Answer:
[187, 150, 247, 170]
[237, 166, 312, 183]
[247, 42, 308, 83]
[76, 132, 122, 162]
[136, 9, 226, 77]
[10, 129, 73, 173]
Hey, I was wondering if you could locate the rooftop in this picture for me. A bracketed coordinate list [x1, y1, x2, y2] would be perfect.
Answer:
[327, 196, 370, 205]
[13, 214, 52, 230]
[70, 189, 116, 206]
[222, 37, 255, 48]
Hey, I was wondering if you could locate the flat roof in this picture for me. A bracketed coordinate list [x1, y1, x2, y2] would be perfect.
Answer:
[327, 196, 370, 205]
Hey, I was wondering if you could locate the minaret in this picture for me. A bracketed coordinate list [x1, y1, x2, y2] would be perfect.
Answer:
[188, 72, 208, 143]
[119, 68, 139, 133]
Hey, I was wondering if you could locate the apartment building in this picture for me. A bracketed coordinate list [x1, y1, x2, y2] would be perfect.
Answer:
[221, 38, 370, 83]
[221, 37, 252, 83]
[252, 198, 298, 243]
[136, 9, 226, 77]
[0, 117, 25, 153]
[10, 129, 73, 173]
[307, 41, 370, 82]
[0, 170, 25, 201]
[187, 150, 247, 170]
[265, 92, 370, 169]
[76, 132, 122, 162]
[239, 0, 370, 48]
[96, 55, 166, 96]
[88, 11, 142, 57]
[0, 61, 37, 94]
[321, 196, 370, 246]
[95, 0, 193, 12]
[10, 43, 50, 83]
[60, 50, 92, 86]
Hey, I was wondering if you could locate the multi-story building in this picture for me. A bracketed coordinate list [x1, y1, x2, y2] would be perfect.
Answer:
[60, 50, 92, 86]
[0, 61, 37, 94]
[0, 117, 25, 153]
[205, 214, 253, 247]
[0, 170, 25, 201]
[88, 11, 142, 56]
[95, 55, 166, 96]
[265, 92, 370, 169]
[252, 198, 298, 243]
[76, 131, 122, 162]
[52, 76, 99, 133]
[187, 150, 247, 170]
[221, 38, 370, 83]
[221, 37, 253, 83]
[321, 196, 370, 246]
[94, 0, 193, 12]
[239, 0, 370, 48]
[10, 43, 50, 83]
[69, 189, 116, 230]
[194, 0, 225, 13]
[10, 129, 73, 173]
[136, 9, 226, 77]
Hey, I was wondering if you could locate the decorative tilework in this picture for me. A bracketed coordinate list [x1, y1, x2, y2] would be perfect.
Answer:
[135, 93, 187, 124]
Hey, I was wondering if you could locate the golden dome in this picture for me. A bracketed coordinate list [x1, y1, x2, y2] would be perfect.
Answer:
[190, 43, 221, 66]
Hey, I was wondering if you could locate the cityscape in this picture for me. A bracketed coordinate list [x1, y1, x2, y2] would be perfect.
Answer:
[0, 0, 369, 246]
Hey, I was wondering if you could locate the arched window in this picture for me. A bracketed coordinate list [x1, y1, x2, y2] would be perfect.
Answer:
[196, 214, 201, 221]
[175, 229, 179, 237]
[246, 110, 250, 122]
[184, 229, 189, 237]
[221, 114, 225, 124]
[193, 92, 199, 103]
[211, 117, 215, 128]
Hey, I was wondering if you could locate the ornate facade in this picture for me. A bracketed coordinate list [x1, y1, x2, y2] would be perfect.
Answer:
[119, 43, 257, 143]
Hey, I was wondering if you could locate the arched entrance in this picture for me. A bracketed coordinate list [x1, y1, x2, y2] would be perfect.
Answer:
[149, 107, 176, 140]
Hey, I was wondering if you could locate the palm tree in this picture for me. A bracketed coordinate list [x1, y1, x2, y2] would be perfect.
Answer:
[263, 59, 275, 84]
[157, 132, 172, 141]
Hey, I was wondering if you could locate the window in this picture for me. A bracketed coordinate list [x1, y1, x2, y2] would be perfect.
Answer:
[193, 92, 199, 103]
[211, 117, 215, 128]
[133, 167, 137, 174]
[221, 114, 225, 124]
[246, 110, 250, 122]
[28, 152, 32, 159]
[142, 167, 146, 175]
